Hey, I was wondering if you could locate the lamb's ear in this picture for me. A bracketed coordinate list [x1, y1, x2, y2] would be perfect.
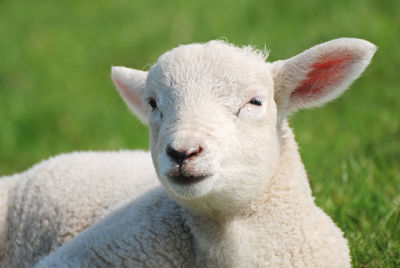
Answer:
[271, 38, 376, 115]
[111, 66, 149, 124]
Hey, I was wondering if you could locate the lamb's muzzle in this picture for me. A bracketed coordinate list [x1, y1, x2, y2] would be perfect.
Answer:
[166, 144, 210, 185]
[166, 144, 203, 164]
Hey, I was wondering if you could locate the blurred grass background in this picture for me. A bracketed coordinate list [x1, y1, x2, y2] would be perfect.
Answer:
[0, 0, 399, 266]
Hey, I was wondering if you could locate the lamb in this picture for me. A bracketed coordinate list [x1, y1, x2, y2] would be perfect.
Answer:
[33, 38, 376, 267]
[0, 151, 159, 267]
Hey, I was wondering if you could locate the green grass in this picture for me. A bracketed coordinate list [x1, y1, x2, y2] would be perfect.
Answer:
[0, 0, 399, 266]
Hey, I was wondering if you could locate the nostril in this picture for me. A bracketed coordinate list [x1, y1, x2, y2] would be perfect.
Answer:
[166, 146, 186, 163]
[186, 146, 202, 159]
[166, 145, 203, 163]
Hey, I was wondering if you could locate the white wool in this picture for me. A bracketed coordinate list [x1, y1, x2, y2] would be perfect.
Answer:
[0, 151, 158, 267]
[1, 38, 376, 267]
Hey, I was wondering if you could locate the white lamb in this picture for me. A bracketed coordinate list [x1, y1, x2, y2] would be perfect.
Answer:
[0, 38, 375, 267]
[32, 38, 375, 267]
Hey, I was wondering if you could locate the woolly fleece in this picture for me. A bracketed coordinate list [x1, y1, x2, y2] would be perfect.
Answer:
[0, 151, 158, 267]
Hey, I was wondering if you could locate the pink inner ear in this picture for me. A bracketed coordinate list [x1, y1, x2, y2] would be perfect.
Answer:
[115, 79, 142, 107]
[291, 53, 355, 100]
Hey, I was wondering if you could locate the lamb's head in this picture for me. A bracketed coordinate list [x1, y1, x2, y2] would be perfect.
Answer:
[112, 38, 376, 214]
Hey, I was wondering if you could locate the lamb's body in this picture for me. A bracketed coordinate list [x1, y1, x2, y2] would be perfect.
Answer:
[0, 151, 159, 267]
[36, 122, 349, 268]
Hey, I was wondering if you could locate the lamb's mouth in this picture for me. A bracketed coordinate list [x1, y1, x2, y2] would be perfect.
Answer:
[168, 174, 209, 185]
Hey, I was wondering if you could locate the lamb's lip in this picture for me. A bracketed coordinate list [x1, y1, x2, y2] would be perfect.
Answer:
[168, 174, 209, 185]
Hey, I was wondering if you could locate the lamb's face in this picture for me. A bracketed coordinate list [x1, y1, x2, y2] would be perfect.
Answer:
[144, 42, 280, 211]
[113, 38, 376, 213]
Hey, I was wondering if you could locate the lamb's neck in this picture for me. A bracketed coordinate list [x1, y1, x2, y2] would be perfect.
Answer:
[263, 119, 314, 208]
[239, 119, 314, 219]
[183, 120, 316, 267]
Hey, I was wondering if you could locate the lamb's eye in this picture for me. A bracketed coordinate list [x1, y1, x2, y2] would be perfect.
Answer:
[249, 97, 263, 106]
[148, 98, 157, 110]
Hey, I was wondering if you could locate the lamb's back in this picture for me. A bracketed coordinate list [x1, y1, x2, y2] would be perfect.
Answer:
[1, 150, 159, 267]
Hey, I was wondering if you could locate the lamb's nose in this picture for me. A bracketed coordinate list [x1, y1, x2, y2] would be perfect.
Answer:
[166, 145, 203, 164]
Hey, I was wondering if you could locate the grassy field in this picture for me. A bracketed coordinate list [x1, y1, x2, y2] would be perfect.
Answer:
[0, 0, 399, 266]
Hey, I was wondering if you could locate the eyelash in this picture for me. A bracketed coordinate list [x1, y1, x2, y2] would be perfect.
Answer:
[147, 98, 157, 110]
[236, 97, 263, 117]
[249, 97, 263, 106]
